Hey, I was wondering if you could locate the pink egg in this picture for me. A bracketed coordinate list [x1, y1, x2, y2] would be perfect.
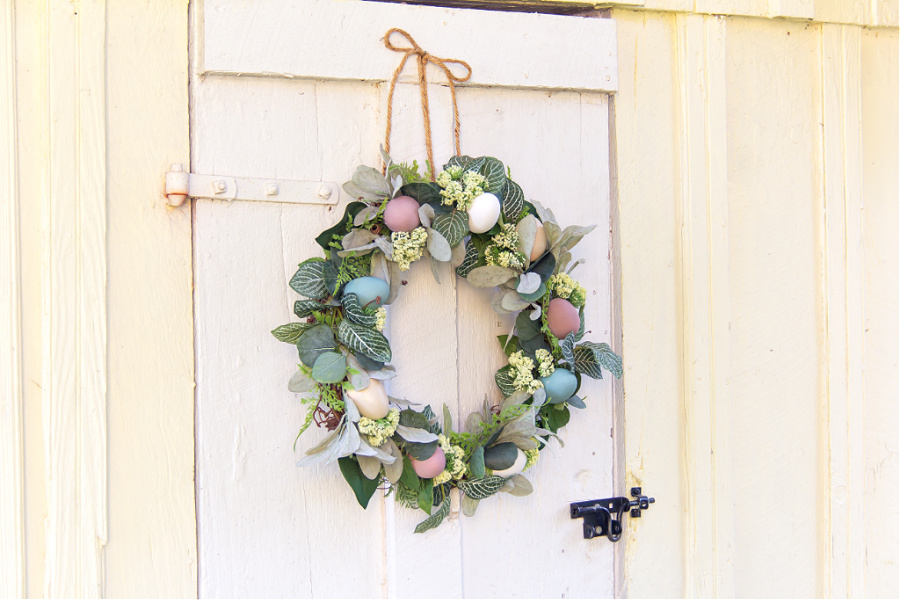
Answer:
[409, 447, 446, 479]
[547, 298, 580, 339]
[383, 196, 421, 232]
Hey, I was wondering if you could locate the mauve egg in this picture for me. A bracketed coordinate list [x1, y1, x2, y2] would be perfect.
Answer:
[467, 193, 501, 234]
[383, 195, 421, 232]
[530, 225, 548, 262]
[492, 448, 527, 478]
[540, 368, 578, 404]
[342, 276, 390, 309]
[410, 447, 446, 479]
[346, 379, 389, 419]
[547, 297, 580, 339]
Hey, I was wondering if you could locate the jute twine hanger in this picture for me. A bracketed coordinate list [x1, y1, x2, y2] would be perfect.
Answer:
[382, 28, 473, 181]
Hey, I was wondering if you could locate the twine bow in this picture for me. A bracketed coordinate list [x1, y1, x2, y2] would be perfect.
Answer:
[382, 28, 472, 181]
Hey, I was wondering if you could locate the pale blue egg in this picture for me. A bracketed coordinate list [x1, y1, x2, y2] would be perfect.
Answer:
[343, 276, 390, 309]
[540, 368, 578, 403]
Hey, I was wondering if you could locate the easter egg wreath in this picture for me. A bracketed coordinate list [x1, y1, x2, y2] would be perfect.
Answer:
[272, 150, 623, 533]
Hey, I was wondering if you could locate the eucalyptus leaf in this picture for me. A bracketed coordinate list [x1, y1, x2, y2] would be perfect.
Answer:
[400, 456, 420, 491]
[425, 228, 452, 262]
[500, 290, 531, 312]
[466, 265, 517, 288]
[288, 369, 316, 393]
[338, 320, 392, 363]
[468, 446, 485, 479]
[515, 310, 543, 341]
[272, 322, 312, 344]
[395, 425, 439, 444]
[311, 351, 347, 383]
[315, 202, 366, 250]
[526, 252, 557, 283]
[289, 258, 328, 299]
[450, 241, 467, 268]
[517, 272, 542, 295]
[483, 442, 518, 470]
[461, 495, 481, 517]
[296, 325, 336, 368]
[505, 474, 533, 497]
[405, 440, 439, 461]
[567, 395, 587, 409]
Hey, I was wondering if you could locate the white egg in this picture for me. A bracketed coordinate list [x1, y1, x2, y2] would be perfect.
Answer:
[492, 448, 527, 478]
[345, 379, 389, 419]
[467, 192, 502, 234]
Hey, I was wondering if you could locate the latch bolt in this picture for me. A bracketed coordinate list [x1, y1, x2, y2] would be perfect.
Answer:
[570, 487, 655, 542]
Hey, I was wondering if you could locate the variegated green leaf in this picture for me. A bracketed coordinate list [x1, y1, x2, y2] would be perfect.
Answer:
[494, 365, 518, 397]
[340, 293, 379, 327]
[294, 299, 326, 318]
[501, 179, 524, 222]
[432, 211, 468, 247]
[271, 322, 312, 344]
[289, 258, 328, 299]
[479, 157, 506, 194]
[456, 241, 479, 278]
[572, 345, 603, 379]
[445, 155, 486, 174]
[338, 320, 392, 363]
[458, 476, 509, 500]
[585, 342, 623, 379]
[560, 333, 576, 366]
[414, 494, 451, 534]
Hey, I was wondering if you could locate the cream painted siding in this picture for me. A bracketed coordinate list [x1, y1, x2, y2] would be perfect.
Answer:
[0, 0, 896, 598]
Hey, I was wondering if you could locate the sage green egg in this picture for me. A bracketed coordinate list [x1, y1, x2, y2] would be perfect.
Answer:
[342, 276, 389, 309]
[540, 368, 578, 403]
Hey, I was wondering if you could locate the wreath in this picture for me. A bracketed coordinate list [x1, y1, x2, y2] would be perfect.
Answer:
[272, 150, 622, 533]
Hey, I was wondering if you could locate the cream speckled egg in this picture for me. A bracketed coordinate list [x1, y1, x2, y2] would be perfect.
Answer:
[492, 448, 527, 478]
[410, 447, 446, 479]
[547, 297, 580, 339]
[530, 224, 548, 261]
[467, 193, 501, 234]
[345, 379, 389, 419]
[383, 195, 420, 232]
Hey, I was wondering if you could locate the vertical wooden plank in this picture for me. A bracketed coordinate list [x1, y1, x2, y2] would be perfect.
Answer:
[103, 0, 197, 595]
[673, 13, 734, 598]
[610, 10, 685, 597]
[821, 22, 867, 599]
[0, 1, 25, 597]
[43, 0, 108, 596]
[860, 26, 899, 599]
[725, 17, 822, 597]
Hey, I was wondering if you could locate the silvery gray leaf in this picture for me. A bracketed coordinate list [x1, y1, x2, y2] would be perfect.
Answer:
[392, 175, 404, 195]
[500, 390, 531, 410]
[490, 291, 516, 315]
[543, 221, 562, 249]
[343, 393, 362, 423]
[358, 454, 383, 480]
[356, 435, 396, 463]
[388, 395, 420, 408]
[368, 365, 398, 381]
[532, 386, 547, 407]
[461, 495, 480, 517]
[425, 228, 452, 262]
[374, 236, 394, 259]
[500, 290, 531, 312]
[517, 272, 542, 295]
[566, 258, 586, 274]
[466, 265, 517, 288]
[383, 439, 404, 483]
[516, 214, 539, 260]
[337, 243, 377, 257]
[351, 165, 391, 197]
[342, 181, 383, 202]
[395, 425, 439, 444]
[506, 475, 533, 497]
[531, 200, 556, 224]
[346, 355, 370, 392]
[386, 260, 403, 304]
[288, 370, 316, 393]
[371, 251, 390, 282]
[450, 240, 467, 268]
[530, 304, 543, 320]
[353, 206, 379, 226]
[418, 204, 435, 228]
[342, 229, 379, 250]
[429, 255, 442, 283]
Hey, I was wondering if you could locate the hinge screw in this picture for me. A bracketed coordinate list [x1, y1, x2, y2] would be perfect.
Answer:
[266, 183, 279, 196]
[213, 180, 227, 194]
[317, 185, 333, 200]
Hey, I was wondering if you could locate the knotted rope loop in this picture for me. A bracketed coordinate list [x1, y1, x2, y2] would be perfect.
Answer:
[382, 28, 472, 181]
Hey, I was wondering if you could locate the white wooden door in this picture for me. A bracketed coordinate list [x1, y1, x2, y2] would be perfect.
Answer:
[192, 1, 619, 597]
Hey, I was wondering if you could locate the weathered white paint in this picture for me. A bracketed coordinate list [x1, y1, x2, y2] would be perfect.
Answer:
[42, 0, 108, 595]
[199, 0, 618, 93]
[0, 1, 25, 597]
[193, 1, 618, 597]
[613, 8, 898, 598]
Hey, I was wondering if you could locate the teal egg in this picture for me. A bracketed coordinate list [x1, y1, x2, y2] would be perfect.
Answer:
[519, 281, 547, 302]
[343, 276, 390, 308]
[540, 368, 578, 403]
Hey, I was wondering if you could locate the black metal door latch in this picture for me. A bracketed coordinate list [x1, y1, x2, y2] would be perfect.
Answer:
[570, 487, 655, 541]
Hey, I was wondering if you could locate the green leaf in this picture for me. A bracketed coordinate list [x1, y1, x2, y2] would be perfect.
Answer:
[399, 409, 430, 430]
[399, 182, 444, 209]
[414, 493, 450, 533]
[290, 258, 328, 299]
[575, 306, 586, 341]
[560, 333, 577, 366]
[296, 324, 337, 368]
[526, 251, 556, 283]
[337, 320, 392, 363]
[288, 369, 316, 393]
[444, 155, 486, 173]
[425, 228, 452, 262]
[338, 457, 381, 509]
[417, 478, 435, 515]
[315, 202, 366, 250]
[432, 211, 468, 247]
[468, 446, 485, 479]
[458, 476, 509, 500]
[340, 293, 379, 327]
[400, 456, 420, 492]
[494, 365, 518, 397]
[500, 179, 524, 223]
[479, 157, 506, 194]
[567, 395, 587, 409]
[484, 442, 518, 470]
[467, 265, 517, 288]
[572, 345, 603, 379]
[497, 334, 522, 358]
[311, 351, 347, 383]
[456, 241, 479, 278]
[515, 310, 543, 341]
[294, 299, 326, 318]
[579, 342, 623, 379]
[442, 404, 453, 431]
[271, 323, 312, 344]
[540, 403, 570, 433]
[354, 352, 384, 372]
[404, 440, 438, 461]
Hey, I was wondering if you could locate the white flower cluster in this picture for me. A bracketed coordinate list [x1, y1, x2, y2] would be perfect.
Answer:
[374, 307, 387, 331]
[433, 434, 467, 485]
[485, 223, 528, 269]
[524, 447, 540, 470]
[391, 227, 427, 271]
[535, 349, 556, 378]
[357, 408, 400, 447]
[436, 167, 486, 211]
[508, 350, 543, 394]
[549, 273, 587, 307]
